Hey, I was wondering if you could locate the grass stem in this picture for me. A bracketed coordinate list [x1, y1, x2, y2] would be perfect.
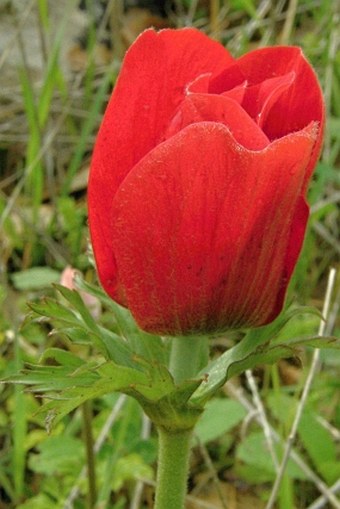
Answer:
[82, 401, 97, 509]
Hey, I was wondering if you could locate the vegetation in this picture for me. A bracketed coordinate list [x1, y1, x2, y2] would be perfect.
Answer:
[0, 0, 339, 508]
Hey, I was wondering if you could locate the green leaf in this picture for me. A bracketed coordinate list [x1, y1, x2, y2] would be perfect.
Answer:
[73, 274, 114, 307]
[26, 359, 184, 430]
[131, 360, 175, 400]
[235, 431, 306, 483]
[25, 361, 147, 429]
[75, 276, 169, 364]
[191, 306, 329, 405]
[29, 292, 135, 366]
[39, 348, 85, 368]
[106, 304, 170, 365]
[230, 0, 256, 17]
[11, 268, 60, 291]
[286, 335, 340, 349]
[190, 334, 273, 405]
[5, 363, 99, 392]
[299, 411, 339, 484]
[16, 494, 57, 509]
[170, 379, 203, 407]
[29, 298, 82, 327]
[111, 454, 154, 491]
[267, 393, 297, 428]
[28, 435, 84, 475]
[97, 326, 145, 368]
[2, 330, 203, 432]
[195, 399, 246, 444]
[53, 284, 100, 333]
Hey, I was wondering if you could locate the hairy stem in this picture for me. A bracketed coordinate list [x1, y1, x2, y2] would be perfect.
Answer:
[153, 335, 208, 508]
[154, 427, 193, 509]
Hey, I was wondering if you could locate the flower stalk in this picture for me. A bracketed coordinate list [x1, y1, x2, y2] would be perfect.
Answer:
[169, 335, 208, 384]
[154, 426, 193, 509]
[153, 335, 207, 508]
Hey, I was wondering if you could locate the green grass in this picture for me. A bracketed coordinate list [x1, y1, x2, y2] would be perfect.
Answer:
[0, 1, 339, 508]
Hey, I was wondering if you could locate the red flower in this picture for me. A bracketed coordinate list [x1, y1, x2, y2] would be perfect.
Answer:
[88, 28, 324, 336]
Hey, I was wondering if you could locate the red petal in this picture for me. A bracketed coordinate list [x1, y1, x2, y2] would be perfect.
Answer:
[165, 94, 269, 150]
[208, 63, 246, 93]
[221, 81, 247, 104]
[187, 73, 247, 103]
[237, 46, 325, 184]
[186, 73, 211, 94]
[110, 122, 318, 335]
[88, 28, 234, 301]
[241, 71, 296, 125]
[264, 197, 309, 324]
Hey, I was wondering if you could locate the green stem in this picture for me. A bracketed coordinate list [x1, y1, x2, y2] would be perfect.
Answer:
[169, 335, 208, 384]
[153, 336, 208, 508]
[82, 401, 97, 508]
[154, 427, 193, 509]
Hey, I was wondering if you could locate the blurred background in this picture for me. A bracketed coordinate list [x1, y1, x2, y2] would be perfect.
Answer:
[0, 1, 339, 508]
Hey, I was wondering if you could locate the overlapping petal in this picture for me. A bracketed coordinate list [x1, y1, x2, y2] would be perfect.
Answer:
[165, 94, 269, 150]
[241, 71, 296, 126]
[88, 29, 324, 335]
[110, 122, 318, 335]
[237, 46, 325, 183]
[88, 28, 235, 301]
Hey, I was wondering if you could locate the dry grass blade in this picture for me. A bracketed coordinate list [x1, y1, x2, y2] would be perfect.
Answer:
[194, 437, 229, 509]
[230, 0, 272, 53]
[322, 8, 340, 164]
[313, 222, 340, 256]
[310, 191, 340, 214]
[279, 0, 298, 44]
[265, 268, 339, 509]
[63, 395, 127, 509]
[245, 370, 279, 470]
[225, 380, 340, 509]
[129, 413, 152, 509]
[307, 479, 340, 509]
[210, 0, 220, 39]
[0, 0, 35, 70]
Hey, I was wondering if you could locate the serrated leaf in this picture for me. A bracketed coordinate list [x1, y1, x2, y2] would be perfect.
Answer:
[97, 325, 139, 368]
[105, 301, 168, 364]
[75, 276, 135, 336]
[96, 361, 149, 387]
[29, 293, 137, 366]
[36, 362, 151, 428]
[49, 326, 92, 344]
[74, 273, 115, 307]
[75, 275, 169, 364]
[132, 360, 175, 400]
[289, 335, 340, 349]
[29, 298, 80, 326]
[226, 335, 339, 376]
[191, 306, 327, 404]
[39, 348, 85, 367]
[170, 379, 203, 407]
[72, 280, 167, 366]
[4, 364, 99, 392]
[191, 336, 270, 404]
[53, 284, 100, 333]
[3, 350, 205, 432]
